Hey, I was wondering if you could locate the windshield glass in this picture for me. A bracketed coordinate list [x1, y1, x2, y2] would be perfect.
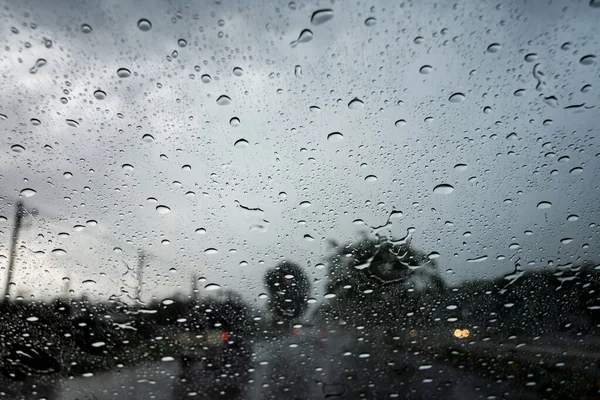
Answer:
[1, 0, 600, 399]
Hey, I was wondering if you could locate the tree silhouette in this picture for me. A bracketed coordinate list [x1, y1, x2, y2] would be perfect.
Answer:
[264, 261, 311, 324]
[316, 234, 445, 330]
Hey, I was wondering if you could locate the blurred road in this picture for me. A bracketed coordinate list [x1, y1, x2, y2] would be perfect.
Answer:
[44, 331, 541, 399]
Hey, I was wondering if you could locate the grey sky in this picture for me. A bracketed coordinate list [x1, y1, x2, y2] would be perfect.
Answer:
[0, 0, 599, 303]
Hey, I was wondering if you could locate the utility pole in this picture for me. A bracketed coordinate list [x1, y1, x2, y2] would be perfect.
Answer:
[3, 201, 24, 301]
[135, 250, 145, 301]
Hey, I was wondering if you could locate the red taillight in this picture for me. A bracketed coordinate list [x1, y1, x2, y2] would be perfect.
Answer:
[293, 328, 301, 335]
[221, 332, 230, 341]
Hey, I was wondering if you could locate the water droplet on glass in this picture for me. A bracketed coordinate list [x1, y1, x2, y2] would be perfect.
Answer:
[66, 119, 79, 127]
[567, 215, 579, 221]
[454, 164, 467, 171]
[229, 117, 240, 127]
[537, 201, 552, 209]
[20, 188, 36, 197]
[11, 144, 25, 153]
[365, 175, 377, 182]
[177, 38, 187, 47]
[428, 252, 441, 259]
[204, 248, 218, 254]
[419, 65, 433, 74]
[524, 53, 538, 62]
[395, 119, 406, 127]
[327, 132, 344, 141]
[514, 89, 526, 97]
[294, 64, 303, 78]
[156, 205, 171, 214]
[182, 164, 191, 171]
[304, 234, 314, 241]
[570, 167, 583, 174]
[26, 316, 39, 322]
[29, 58, 47, 74]
[299, 201, 311, 208]
[117, 68, 131, 78]
[81, 24, 92, 34]
[142, 134, 154, 142]
[448, 92, 465, 103]
[433, 184, 454, 194]
[309, 105, 321, 112]
[205, 283, 221, 291]
[580, 55, 596, 65]
[234, 138, 249, 148]
[348, 97, 365, 110]
[487, 43, 501, 53]
[52, 249, 66, 256]
[311, 9, 334, 25]
[0, 114, 7, 121]
[561, 238, 573, 244]
[137, 18, 152, 31]
[195, 228, 206, 234]
[161, 239, 170, 245]
[93, 90, 106, 100]
[233, 67, 243, 76]
[122, 163, 134, 171]
[216, 95, 231, 105]
[364, 17, 377, 26]
[201, 74, 212, 83]
[324, 293, 336, 299]
[290, 29, 313, 47]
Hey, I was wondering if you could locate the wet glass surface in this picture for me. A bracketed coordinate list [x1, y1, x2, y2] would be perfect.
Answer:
[1, 0, 600, 398]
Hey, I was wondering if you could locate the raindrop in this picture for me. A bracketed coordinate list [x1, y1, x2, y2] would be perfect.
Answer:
[537, 201, 552, 209]
[195, 228, 206, 234]
[229, 117, 240, 127]
[570, 167, 583, 174]
[137, 18, 152, 31]
[454, 164, 467, 171]
[234, 138, 249, 148]
[309, 106, 321, 112]
[30, 118, 41, 126]
[567, 215, 579, 221]
[324, 293, 336, 299]
[514, 89, 526, 97]
[205, 283, 221, 291]
[162, 299, 174, 305]
[161, 356, 175, 362]
[294, 65, 303, 78]
[122, 163, 134, 171]
[26, 316, 39, 322]
[142, 134, 154, 142]
[327, 132, 344, 141]
[299, 201, 312, 208]
[348, 97, 365, 110]
[395, 119, 406, 127]
[483, 106, 492, 114]
[182, 164, 191, 171]
[66, 119, 79, 127]
[177, 38, 187, 47]
[204, 248, 218, 254]
[0, 114, 7, 120]
[433, 184, 454, 194]
[258, 293, 268, 299]
[561, 238, 573, 244]
[290, 29, 313, 47]
[216, 95, 231, 105]
[487, 43, 501, 53]
[311, 9, 334, 25]
[580, 55, 596, 65]
[11, 144, 25, 153]
[365, 175, 377, 182]
[524, 53, 538, 62]
[467, 255, 488, 263]
[448, 92, 465, 103]
[156, 205, 171, 214]
[117, 68, 131, 78]
[20, 188, 36, 197]
[86, 220, 97, 226]
[29, 58, 47, 74]
[233, 67, 243, 76]
[82, 279, 96, 287]
[364, 17, 376, 26]
[428, 252, 441, 259]
[161, 239, 170, 245]
[201, 74, 211, 83]
[81, 24, 92, 34]
[304, 234, 315, 241]
[52, 249, 66, 256]
[419, 65, 433, 74]
[93, 90, 106, 100]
